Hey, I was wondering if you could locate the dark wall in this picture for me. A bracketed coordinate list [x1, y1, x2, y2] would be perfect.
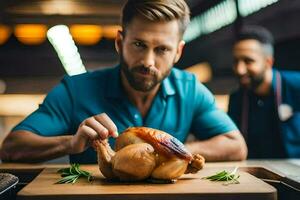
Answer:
[275, 37, 300, 70]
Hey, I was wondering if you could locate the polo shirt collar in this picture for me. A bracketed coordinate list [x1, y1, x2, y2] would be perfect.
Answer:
[161, 74, 176, 98]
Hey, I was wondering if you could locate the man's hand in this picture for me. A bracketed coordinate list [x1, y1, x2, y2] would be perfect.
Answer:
[69, 113, 119, 154]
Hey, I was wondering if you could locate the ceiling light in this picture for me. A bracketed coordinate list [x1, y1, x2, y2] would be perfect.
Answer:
[41, 0, 78, 15]
[183, 0, 278, 42]
[238, 0, 279, 17]
[0, 24, 11, 45]
[184, 0, 236, 42]
[47, 25, 86, 76]
[70, 25, 102, 45]
[14, 24, 47, 45]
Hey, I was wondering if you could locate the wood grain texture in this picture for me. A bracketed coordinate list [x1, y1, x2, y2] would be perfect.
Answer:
[17, 165, 277, 200]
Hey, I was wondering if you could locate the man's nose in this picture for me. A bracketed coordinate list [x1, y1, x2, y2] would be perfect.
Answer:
[235, 62, 247, 76]
[141, 51, 155, 68]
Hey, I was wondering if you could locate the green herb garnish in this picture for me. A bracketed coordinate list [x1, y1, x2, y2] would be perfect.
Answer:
[202, 167, 240, 185]
[56, 163, 93, 184]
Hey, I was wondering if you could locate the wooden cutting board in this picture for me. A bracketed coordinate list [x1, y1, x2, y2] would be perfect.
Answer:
[17, 165, 276, 200]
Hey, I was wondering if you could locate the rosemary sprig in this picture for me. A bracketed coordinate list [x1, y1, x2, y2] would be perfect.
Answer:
[56, 163, 93, 184]
[202, 167, 240, 185]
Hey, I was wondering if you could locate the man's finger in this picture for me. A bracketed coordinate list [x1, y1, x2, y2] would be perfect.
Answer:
[84, 117, 109, 139]
[80, 125, 99, 140]
[94, 113, 119, 138]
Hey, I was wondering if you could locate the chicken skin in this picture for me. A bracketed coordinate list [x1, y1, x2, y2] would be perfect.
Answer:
[93, 127, 205, 181]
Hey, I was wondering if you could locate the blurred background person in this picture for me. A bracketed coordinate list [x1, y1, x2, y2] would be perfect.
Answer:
[228, 25, 300, 159]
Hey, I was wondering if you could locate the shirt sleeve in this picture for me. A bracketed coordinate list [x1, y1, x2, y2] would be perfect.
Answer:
[191, 80, 238, 140]
[12, 76, 74, 136]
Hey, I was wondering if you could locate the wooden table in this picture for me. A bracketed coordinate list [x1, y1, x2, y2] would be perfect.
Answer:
[1, 160, 300, 200]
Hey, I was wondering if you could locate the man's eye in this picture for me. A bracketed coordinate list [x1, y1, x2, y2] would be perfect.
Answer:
[160, 47, 167, 51]
[134, 42, 143, 47]
[157, 47, 168, 53]
[244, 59, 253, 64]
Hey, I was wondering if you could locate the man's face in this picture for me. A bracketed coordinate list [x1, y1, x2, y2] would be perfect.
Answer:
[233, 39, 270, 90]
[116, 16, 184, 92]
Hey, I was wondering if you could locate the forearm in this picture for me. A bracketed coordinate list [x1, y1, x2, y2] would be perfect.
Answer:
[0, 131, 73, 163]
[185, 131, 247, 162]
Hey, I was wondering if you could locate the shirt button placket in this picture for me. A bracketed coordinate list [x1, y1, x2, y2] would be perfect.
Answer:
[134, 113, 142, 126]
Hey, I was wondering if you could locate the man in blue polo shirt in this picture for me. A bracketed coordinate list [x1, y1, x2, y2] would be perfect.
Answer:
[228, 25, 300, 158]
[0, 0, 247, 163]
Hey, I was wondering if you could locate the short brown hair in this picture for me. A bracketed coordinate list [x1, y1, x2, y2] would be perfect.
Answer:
[121, 0, 190, 38]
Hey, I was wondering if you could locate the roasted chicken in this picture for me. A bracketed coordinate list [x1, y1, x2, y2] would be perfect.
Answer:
[93, 127, 205, 181]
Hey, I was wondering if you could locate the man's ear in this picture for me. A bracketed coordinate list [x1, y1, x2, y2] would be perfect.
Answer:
[115, 30, 123, 54]
[174, 40, 185, 63]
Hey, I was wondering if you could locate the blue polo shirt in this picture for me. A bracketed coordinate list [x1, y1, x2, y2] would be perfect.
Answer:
[13, 65, 237, 163]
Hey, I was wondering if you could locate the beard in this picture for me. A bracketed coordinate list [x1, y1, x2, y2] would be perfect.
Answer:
[239, 68, 266, 91]
[120, 52, 173, 92]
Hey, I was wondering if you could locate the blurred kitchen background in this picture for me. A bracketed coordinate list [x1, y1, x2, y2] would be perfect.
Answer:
[0, 0, 300, 144]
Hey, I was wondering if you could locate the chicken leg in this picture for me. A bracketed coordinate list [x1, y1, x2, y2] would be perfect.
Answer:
[185, 154, 205, 174]
[93, 140, 116, 179]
